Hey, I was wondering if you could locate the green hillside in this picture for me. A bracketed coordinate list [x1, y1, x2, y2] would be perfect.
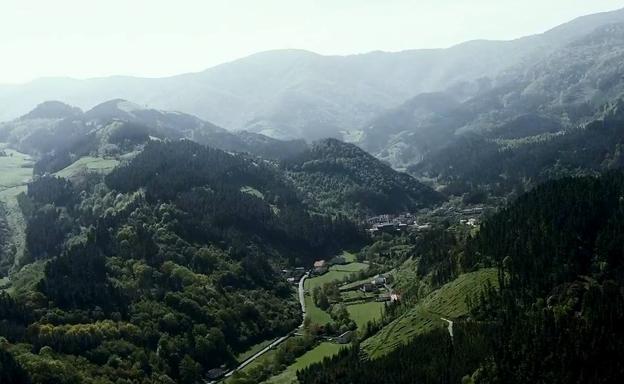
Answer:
[284, 138, 444, 219]
[54, 156, 119, 180]
[362, 268, 497, 358]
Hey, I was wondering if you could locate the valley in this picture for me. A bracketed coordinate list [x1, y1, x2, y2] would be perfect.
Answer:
[2, 4, 624, 384]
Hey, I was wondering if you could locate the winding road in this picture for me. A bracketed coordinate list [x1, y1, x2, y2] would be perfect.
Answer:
[441, 317, 454, 339]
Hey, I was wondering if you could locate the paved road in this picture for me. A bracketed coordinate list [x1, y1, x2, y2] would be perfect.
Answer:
[440, 317, 454, 338]
[298, 272, 308, 327]
[209, 273, 309, 383]
[223, 334, 292, 378]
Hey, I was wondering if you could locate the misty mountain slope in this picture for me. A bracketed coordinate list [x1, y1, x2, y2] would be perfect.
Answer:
[412, 96, 624, 196]
[362, 20, 624, 171]
[0, 99, 308, 175]
[3, 8, 624, 141]
[283, 138, 444, 219]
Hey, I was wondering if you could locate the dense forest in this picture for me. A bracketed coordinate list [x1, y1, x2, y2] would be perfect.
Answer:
[0, 140, 365, 383]
[284, 138, 444, 219]
[299, 172, 624, 383]
[413, 98, 624, 198]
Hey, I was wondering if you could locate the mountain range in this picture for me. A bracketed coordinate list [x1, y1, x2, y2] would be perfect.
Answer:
[2, 8, 624, 144]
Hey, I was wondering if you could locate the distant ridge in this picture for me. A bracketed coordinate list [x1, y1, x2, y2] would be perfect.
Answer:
[1, 8, 623, 141]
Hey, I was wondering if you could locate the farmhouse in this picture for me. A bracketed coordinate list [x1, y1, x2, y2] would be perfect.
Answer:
[335, 330, 353, 344]
[313, 260, 328, 274]
[371, 275, 387, 286]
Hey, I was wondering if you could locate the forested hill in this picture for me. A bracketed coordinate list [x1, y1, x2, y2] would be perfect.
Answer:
[413, 96, 624, 197]
[0, 99, 307, 175]
[360, 20, 624, 177]
[105, 140, 364, 259]
[0, 139, 364, 383]
[283, 138, 444, 219]
[300, 172, 624, 383]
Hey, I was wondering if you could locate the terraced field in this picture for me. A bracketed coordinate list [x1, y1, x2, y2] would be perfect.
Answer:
[362, 268, 498, 358]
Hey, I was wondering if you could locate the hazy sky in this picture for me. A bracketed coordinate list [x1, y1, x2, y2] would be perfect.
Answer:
[1, 0, 622, 84]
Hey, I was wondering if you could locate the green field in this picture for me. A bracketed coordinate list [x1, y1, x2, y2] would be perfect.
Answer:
[341, 251, 357, 263]
[0, 147, 33, 192]
[0, 146, 33, 274]
[362, 268, 498, 358]
[304, 295, 332, 325]
[303, 261, 370, 326]
[54, 156, 119, 180]
[263, 342, 344, 384]
[346, 301, 385, 329]
[304, 262, 368, 290]
[236, 338, 274, 363]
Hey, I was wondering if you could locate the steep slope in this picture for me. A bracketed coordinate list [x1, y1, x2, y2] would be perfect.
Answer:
[367, 21, 624, 183]
[2, 8, 624, 140]
[413, 97, 624, 196]
[298, 172, 624, 384]
[283, 139, 444, 219]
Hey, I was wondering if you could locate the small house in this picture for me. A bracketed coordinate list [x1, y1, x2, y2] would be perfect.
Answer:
[371, 275, 386, 287]
[313, 260, 328, 274]
[335, 330, 353, 344]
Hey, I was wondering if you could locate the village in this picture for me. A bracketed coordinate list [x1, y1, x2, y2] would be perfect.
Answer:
[365, 206, 483, 236]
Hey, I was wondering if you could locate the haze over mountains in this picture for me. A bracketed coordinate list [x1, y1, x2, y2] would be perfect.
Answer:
[4, 5, 624, 384]
[2, 7, 624, 145]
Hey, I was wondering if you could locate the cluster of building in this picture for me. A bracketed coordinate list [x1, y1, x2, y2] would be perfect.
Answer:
[460, 218, 478, 227]
[366, 213, 432, 236]
[340, 273, 401, 302]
